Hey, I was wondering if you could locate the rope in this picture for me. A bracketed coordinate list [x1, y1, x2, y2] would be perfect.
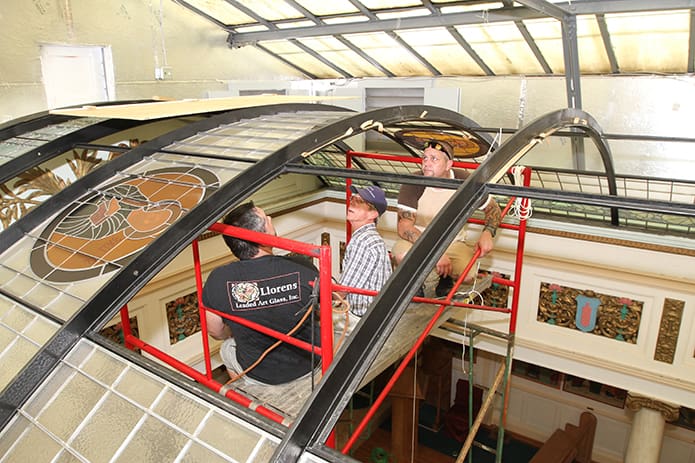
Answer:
[511, 165, 532, 220]
[331, 291, 350, 352]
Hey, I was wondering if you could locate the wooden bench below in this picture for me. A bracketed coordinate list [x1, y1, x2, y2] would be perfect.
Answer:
[530, 411, 597, 463]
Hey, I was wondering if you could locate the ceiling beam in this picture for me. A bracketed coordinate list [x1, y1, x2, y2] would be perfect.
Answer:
[254, 43, 318, 79]
[446, 26, 495, 76]
[596, 13, 620, 73]
[516, 20, 553, 74]
[502, 1, 552, 74]
[386, 31, 442, 76]
[284, 0, 395, 77]
[515, 0, 569, 20]
[689, 9, 695, 73]
[226, 0, 695, 47]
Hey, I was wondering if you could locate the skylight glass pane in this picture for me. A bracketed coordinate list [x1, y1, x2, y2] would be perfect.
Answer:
[295, 0, 359, 16]
[575, 15, 610, 73]
[183, 0, 255, 25]
[1, 340, 281, 463]
[323, 16, 370, 25]
[360, 0, 421, 8]
[520, 18, 565, 73]
[298, 36, 390, 76]
[277, 20, 316, 29]
[234, 0, 304, 21]
[606, 11, 689, 74]
[398, 28, 486, 76]
[439, 2, 505, 14]
[376, 8, 430, 20]
[456, 22, 546, 75]
[261, 41, 346, 78]
[341, 32, 432, 76]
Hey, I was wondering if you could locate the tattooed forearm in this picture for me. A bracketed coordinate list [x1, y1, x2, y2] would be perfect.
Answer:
[397, 209, 421, 243]
[399, 209, 416, 222]
[403, 229, 420, 243]
[483, 198, 502, 232]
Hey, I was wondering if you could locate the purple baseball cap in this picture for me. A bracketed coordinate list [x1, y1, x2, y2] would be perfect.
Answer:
[350, 185, 387, 215]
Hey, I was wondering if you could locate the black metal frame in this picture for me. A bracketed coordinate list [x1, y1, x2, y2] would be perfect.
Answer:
[0, 103, 350, 428]
[1, 103, 691, 463]
[272, 108, 614, 461]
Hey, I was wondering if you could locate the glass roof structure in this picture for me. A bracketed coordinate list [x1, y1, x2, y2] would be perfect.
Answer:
[173, 1, 695, 84]
[0, 100, 693, 462]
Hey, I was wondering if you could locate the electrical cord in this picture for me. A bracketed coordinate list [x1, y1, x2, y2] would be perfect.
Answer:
[225, 278, 352, 385]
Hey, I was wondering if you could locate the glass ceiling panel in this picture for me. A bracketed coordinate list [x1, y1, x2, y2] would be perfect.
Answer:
[439, 2, 505, 14]
[323, 16, 370, 25]
[376, 8, 430, 20]
[457, 22, 547, 75]
[235, 0, 304, 21]
[295, 0, 359, 16]
[0, 118, 104, 167]
[182, 0, 254, 25]
[341, 32, 433, 76]
[0, 339, 280, 463]
[298, 37, 390, 77]
[0, 295, 59, 391]
[398, 28, 487, 76]
[360, 0, 421, 8]
[575, 16, 610, 74]
[260, 41, 343, 78]
[606, 11, 689, 74]
[277, 20, 316, 29]
[520, 18, 566, 74]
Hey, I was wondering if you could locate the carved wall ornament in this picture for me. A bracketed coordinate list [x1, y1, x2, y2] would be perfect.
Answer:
[654, 298, 684, 364]
[537, 282, 642, 343]
[626, 392, 680, 422]
[166, 291, 201, 344]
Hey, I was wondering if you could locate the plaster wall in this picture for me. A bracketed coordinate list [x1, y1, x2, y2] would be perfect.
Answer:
[0, 0, 303, 122]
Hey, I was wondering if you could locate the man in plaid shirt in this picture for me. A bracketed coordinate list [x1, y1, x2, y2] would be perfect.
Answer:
[338, 185, 392, 332]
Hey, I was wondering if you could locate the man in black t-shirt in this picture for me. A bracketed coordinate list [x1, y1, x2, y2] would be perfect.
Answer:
[203, 202, 321, 385]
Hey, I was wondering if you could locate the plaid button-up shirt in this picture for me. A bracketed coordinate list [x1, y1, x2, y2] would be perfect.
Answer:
[340, 223, 392, 316]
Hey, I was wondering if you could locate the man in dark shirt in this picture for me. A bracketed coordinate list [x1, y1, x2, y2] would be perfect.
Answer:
[203, 201, 321, 385]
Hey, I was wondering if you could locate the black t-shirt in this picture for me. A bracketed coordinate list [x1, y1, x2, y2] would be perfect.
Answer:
[202, 254, 321, 384]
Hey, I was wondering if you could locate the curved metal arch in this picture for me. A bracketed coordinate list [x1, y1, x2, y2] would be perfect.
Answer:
[0, 99, 155, 138]
[273, 107, 613, 462]
[0, 100, 163, 184]
[0, 118, 146, 184]
[0, 103, 502, 435]
[0, 103, 354, 429]
[480, 107, 618, 224]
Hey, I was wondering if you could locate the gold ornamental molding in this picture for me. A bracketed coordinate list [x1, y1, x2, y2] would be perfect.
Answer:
[654, 298, 684, 364]
[626, 392, 680, 422]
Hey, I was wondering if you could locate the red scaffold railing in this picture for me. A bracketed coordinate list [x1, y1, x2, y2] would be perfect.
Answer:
[115, 149, 532, 452]
[340, 150, 532, 455]
[118, 220, 336, 426]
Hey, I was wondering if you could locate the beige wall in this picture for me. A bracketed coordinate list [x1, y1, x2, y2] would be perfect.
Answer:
[0, 0, 303, 122]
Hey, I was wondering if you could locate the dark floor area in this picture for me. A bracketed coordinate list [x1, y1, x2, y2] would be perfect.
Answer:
[351, 403, 539, 463]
